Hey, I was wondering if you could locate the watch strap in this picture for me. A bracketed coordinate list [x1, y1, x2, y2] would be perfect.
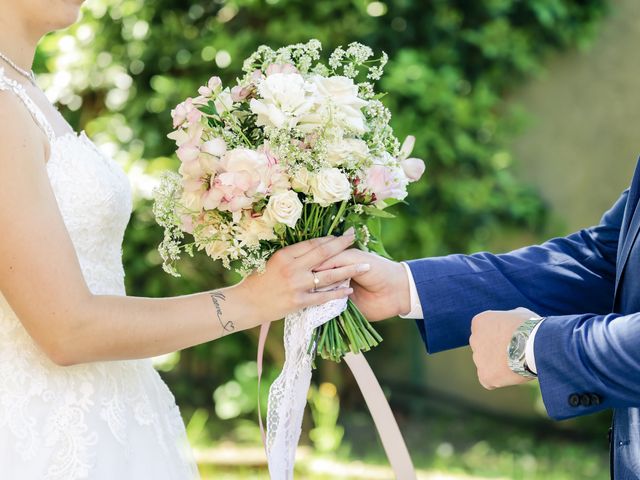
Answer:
[508, 317, 544, 379]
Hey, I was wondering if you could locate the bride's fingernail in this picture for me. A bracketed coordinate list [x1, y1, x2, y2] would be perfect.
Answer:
[356, 263, 371, 273]
[343, 227, 355, 237]
[345, 288, 354, 295]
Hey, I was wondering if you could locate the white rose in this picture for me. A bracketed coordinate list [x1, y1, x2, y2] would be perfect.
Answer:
[250, 73, 317, 129]
[291, 168, 313, 194]
[265, 190, 303, 228]
[311, 168, 352, 207]
[326, 138, 370, 167]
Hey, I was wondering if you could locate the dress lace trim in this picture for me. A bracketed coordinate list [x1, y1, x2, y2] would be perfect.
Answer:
[0, 67, 56, 144]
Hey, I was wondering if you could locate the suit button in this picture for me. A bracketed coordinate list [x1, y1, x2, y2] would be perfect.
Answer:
[569, 394, 581, 407]
[590, 394, 602, 406]
[580, 394, 592, 407]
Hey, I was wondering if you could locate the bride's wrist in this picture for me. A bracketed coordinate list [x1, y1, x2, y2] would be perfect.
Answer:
[225, 281, 266, 329]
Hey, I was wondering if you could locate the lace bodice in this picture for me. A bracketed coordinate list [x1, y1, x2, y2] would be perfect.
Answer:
[0, 68, 199, 479]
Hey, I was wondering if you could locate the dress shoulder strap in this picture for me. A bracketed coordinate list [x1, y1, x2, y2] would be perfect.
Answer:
[0, 67, 56, 145]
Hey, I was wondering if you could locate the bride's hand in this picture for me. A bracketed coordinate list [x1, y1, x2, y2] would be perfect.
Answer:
[238, 228, 370, 324]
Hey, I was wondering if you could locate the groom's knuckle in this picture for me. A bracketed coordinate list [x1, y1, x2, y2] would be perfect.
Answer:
[471, 316, 480, 331]
[472, 311, 489, 327]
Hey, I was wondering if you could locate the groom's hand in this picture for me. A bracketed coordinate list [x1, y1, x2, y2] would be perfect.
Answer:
[469, 307, 538, 390]
[315, 249, 411, 321]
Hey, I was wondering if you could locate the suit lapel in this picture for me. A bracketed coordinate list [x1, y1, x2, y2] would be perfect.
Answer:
[615, 158, 640, 299]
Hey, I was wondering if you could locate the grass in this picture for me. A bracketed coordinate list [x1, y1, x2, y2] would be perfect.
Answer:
[186, 406, 609, 480]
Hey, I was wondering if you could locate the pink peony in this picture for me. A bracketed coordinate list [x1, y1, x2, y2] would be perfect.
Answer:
[204, 148, 270, 212]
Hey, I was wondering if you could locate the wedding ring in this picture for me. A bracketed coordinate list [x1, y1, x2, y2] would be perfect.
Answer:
[312, 272, 320, 292]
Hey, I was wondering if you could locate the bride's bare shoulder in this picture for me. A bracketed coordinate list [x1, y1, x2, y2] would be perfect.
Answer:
[0, 90, 47, 164]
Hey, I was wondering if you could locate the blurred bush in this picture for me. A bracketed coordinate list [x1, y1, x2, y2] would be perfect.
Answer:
[36, 0, 609, 437]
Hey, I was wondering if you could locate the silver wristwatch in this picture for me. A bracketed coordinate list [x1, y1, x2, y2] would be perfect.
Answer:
[507, 317, 544, 379]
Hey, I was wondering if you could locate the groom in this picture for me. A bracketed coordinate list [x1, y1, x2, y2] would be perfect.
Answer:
[325, 160, 640, 479]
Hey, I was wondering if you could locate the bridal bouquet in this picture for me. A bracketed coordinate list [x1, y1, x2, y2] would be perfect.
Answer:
[154, 39, 425, 363]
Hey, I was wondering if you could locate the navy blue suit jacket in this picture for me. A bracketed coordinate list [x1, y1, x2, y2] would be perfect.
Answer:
[408, 161, 640, 479]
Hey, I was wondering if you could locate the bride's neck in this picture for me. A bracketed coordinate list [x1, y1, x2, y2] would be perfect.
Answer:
[0, 12, 39, 72]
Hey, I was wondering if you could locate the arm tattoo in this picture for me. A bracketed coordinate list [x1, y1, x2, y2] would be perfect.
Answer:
[209, 291, 235, 335]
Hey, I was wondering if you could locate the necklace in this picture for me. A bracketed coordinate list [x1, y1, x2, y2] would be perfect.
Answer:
[0, 50, 36, 85]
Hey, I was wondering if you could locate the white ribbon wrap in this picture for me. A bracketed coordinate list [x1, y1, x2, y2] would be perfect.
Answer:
[258, 298, 417, 479]
[264, 297, 348, 479]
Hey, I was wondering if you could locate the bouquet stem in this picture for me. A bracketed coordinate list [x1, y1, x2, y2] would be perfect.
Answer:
[308, 299, 382, 364]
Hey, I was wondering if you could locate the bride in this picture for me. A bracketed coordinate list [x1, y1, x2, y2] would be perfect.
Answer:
[0, 1, 370, 479]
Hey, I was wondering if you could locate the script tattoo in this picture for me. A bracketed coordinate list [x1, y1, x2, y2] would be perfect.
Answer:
[209, 291, 235, 335]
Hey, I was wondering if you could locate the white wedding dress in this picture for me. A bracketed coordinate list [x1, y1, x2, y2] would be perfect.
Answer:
[0, 68, 201, 479]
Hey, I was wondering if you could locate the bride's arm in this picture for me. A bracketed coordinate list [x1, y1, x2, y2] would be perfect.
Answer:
[0, 95, 362, 366]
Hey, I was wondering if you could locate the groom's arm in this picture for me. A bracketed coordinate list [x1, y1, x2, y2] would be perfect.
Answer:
[470, 308, 640, 420]
[407, 189, 626, 353]
[533, 311, 640, 419]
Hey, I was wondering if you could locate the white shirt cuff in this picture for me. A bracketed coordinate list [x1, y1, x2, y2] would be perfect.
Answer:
[399, 262, 423, 319]
[524, 320, 543, 375]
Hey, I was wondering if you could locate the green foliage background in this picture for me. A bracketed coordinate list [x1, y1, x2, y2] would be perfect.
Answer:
[35, 0, 610, 467]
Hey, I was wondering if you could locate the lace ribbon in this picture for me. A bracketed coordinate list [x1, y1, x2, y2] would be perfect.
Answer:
[257, 301, 416, 479]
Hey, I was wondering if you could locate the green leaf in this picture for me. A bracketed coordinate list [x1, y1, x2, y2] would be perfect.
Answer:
[362, 205, 396, 219]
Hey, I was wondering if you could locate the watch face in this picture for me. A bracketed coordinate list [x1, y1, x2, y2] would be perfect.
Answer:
[508, 332, 527, 361]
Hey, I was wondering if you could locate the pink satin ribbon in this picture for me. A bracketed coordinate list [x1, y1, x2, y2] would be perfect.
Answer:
[257, 321, 416, 479]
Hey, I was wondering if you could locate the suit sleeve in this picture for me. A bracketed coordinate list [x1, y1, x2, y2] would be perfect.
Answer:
[534, 312, 640, 419]
[407, 190, 627, 353]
